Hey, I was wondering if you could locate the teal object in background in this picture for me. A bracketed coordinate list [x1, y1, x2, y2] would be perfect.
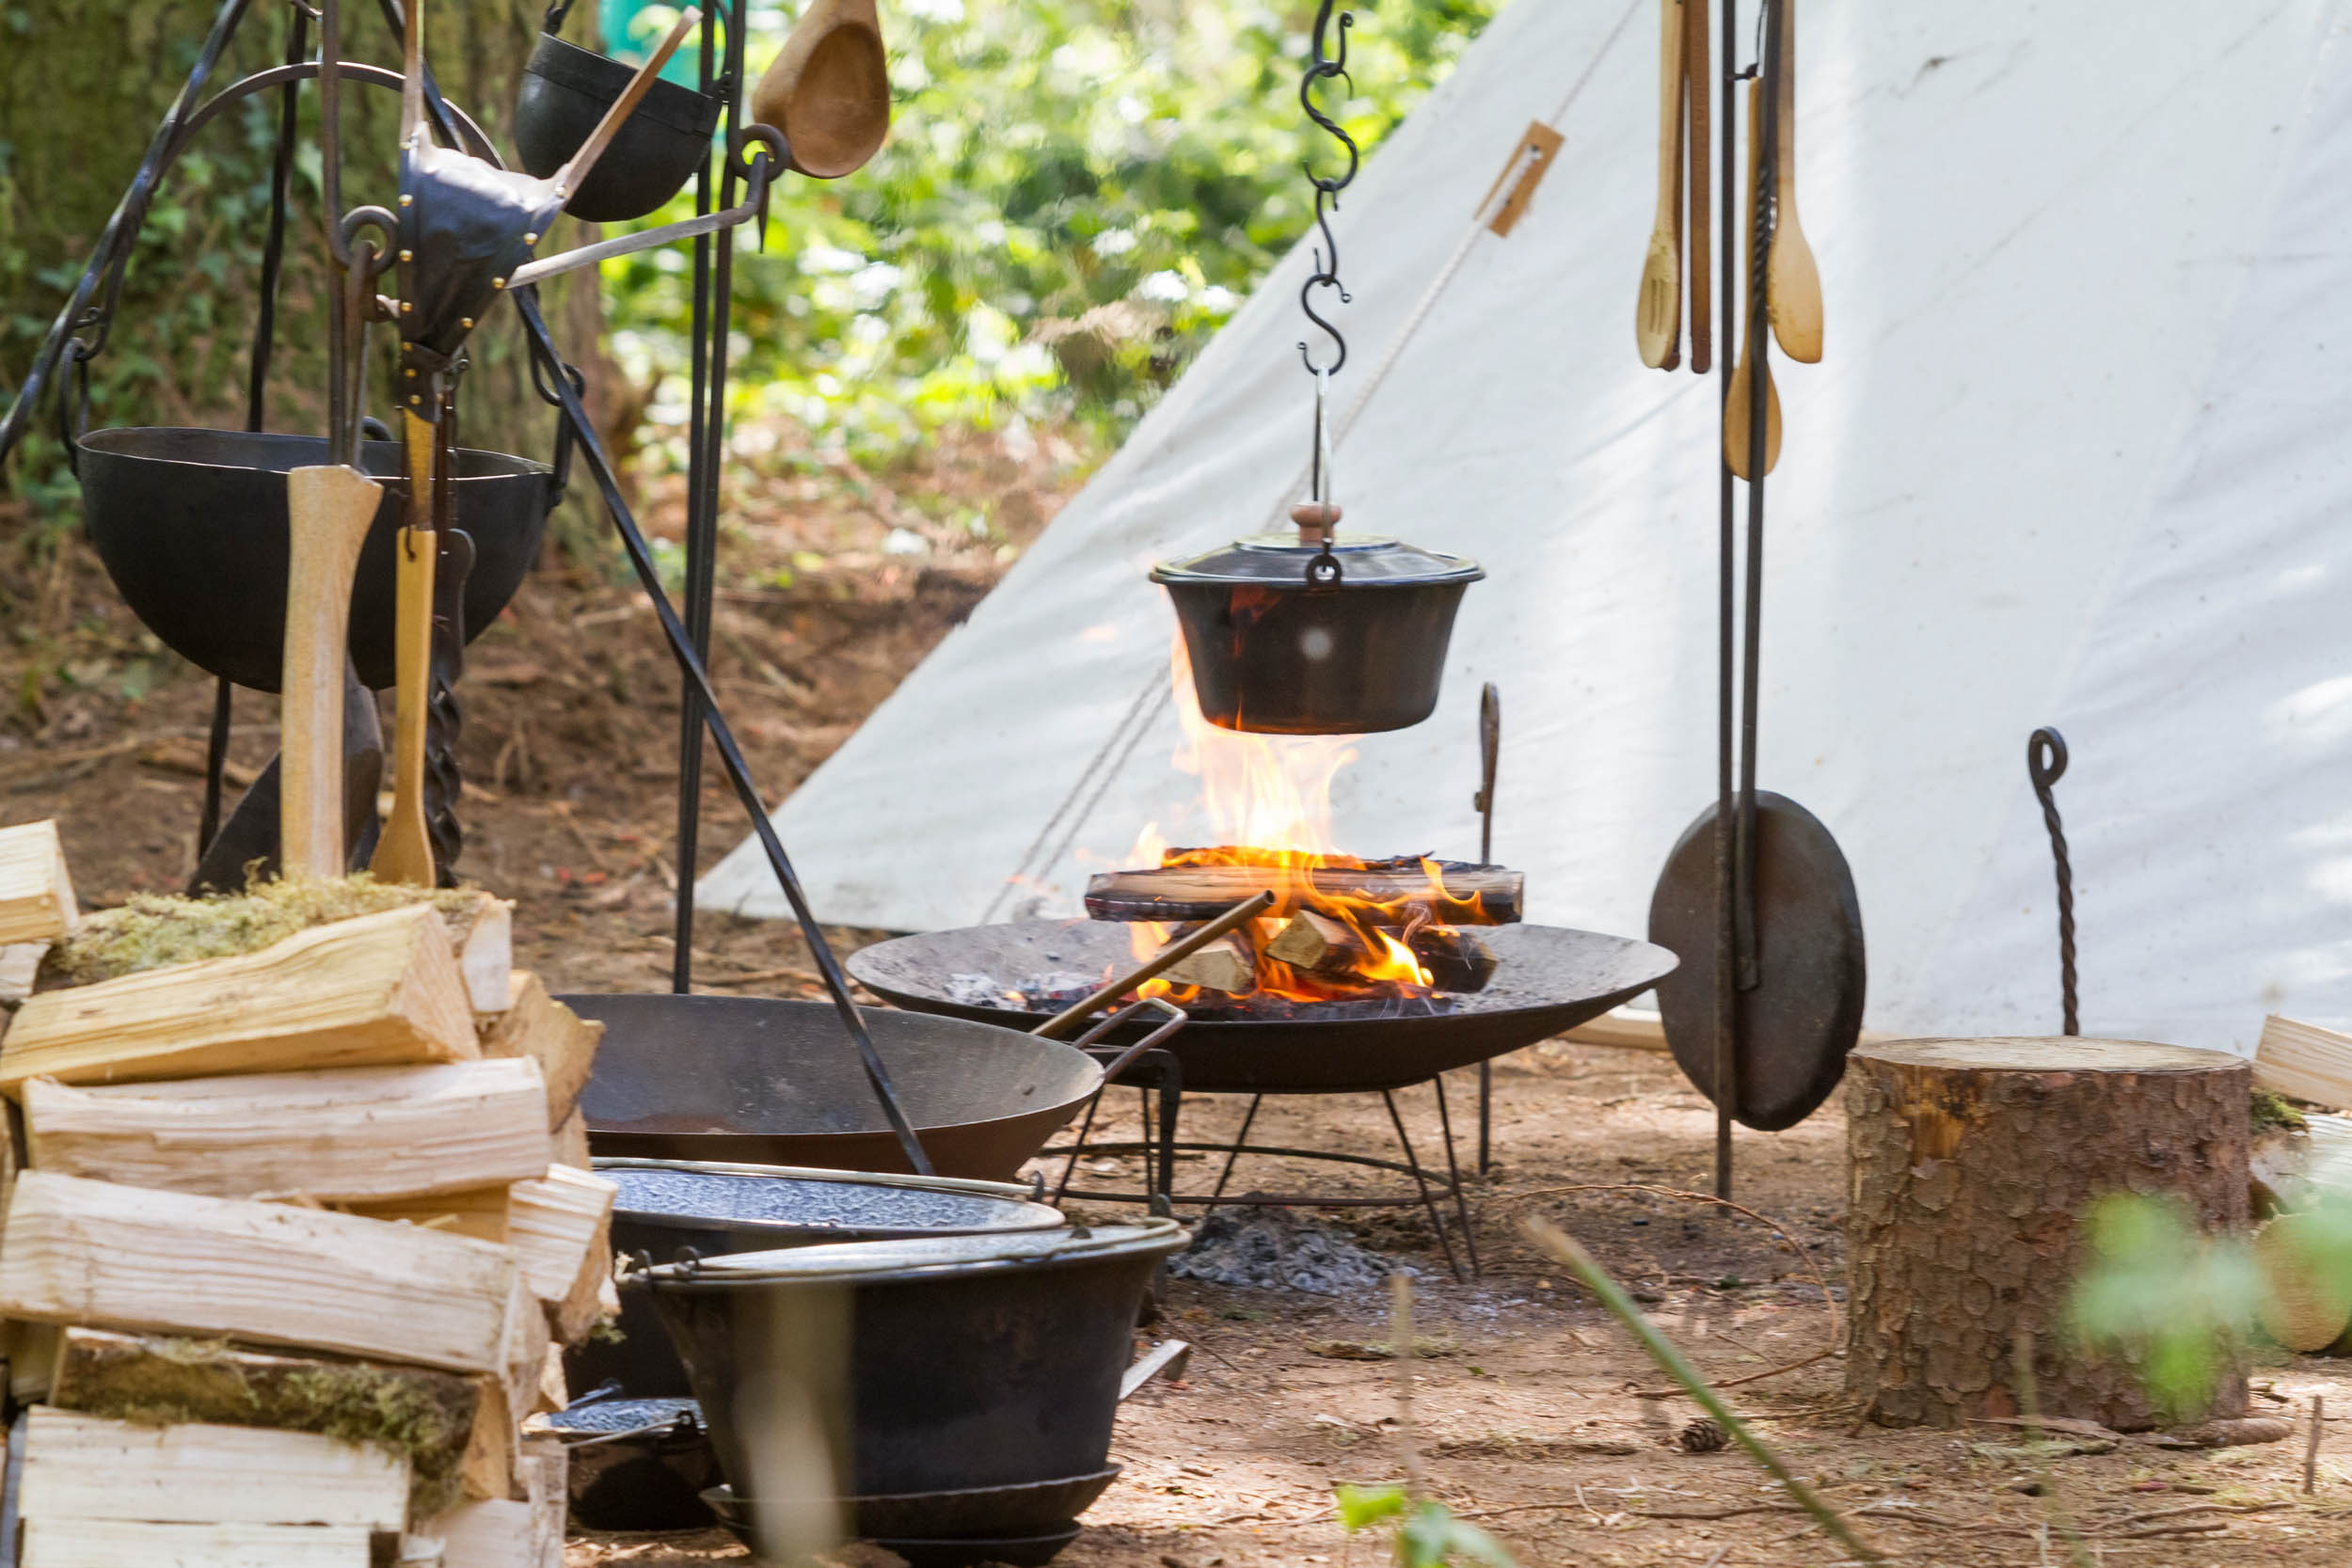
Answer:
[599, 0, 705, 86]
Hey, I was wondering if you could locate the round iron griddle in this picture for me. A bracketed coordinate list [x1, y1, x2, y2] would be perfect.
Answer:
[1646, 792, 1867, 1132]
[846, 923, 1677, 1095]
[563, 995, 1104, 1182]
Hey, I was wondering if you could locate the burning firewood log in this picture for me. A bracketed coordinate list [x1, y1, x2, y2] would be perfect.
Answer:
[1154, 928, 1256, 993]
[1086, 856, 1522, 925]
[1264, 910, 1372, 974]
[1408, 926, 1497, 992]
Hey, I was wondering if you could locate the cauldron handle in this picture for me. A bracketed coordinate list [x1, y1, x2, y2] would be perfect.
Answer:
[540, 0, 574, 35]
[1068, 996, 1190, 1083]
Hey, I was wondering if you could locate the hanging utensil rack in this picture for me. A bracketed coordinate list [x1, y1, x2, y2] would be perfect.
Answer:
[0, 0, 934, 1176]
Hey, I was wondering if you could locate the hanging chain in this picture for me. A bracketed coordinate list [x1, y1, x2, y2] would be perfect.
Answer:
[2026, 726, 2078, 1036]
[1294, 0, 1358, 586]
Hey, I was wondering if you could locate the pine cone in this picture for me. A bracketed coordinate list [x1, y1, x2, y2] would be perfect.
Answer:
[1677, 1418, 1728, 1453]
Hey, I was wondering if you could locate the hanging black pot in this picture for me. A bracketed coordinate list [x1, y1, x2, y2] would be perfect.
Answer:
[1152, 529, 1482, 735]
[514, 1, 721, 224]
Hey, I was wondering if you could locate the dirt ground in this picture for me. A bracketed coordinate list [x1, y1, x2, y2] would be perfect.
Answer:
[3, 431, 2346, 1568]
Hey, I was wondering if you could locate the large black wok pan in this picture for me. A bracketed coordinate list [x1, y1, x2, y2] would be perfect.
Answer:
[564, 994, 1106, 1182]
[848, 921, 1677, 1094]
[76, 427, 553, 692]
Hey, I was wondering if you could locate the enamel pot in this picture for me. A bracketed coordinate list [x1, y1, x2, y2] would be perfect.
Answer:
[1151, 534, 1482, 735]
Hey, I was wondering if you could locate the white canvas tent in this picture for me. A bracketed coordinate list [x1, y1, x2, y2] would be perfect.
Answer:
[703, 0, 2352, 1053]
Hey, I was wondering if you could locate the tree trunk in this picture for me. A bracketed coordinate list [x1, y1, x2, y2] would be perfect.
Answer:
[0, 0, 610, 517]
[1844, 1037, 2251, 1431]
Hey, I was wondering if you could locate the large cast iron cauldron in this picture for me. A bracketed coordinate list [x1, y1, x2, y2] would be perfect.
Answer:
[567, 1158, 1064, 1400]
[514, 9, 721, 223]
[1151, 533, 1482, 734]
[76, 427, 553, 692]
[637, 1221, 1186, 1508]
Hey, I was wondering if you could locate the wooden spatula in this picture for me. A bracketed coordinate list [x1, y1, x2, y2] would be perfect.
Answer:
[279, 464, 382, 879]
[1725, 77, 1782, 480]
[1634, 0, 1684, 369]
[370, 411, 439, 887]
[1768, 0, 1822, 363]
[752, 0, 890, 180]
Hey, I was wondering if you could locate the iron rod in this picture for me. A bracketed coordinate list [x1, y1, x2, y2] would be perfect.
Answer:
[673, 1, 723, 995]
[1710, 0, 1740, 1200]
[1031, 891, 1275, 1038]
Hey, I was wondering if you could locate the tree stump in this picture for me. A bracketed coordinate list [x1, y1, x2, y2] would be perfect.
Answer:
[1844, 1037, 2250, 1430]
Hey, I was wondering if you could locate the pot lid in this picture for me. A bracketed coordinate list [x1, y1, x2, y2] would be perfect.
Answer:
[1151, 534, 1483, 590]
[635, 1217, 1189, 1288]
[597, 1157, 1066, 1237]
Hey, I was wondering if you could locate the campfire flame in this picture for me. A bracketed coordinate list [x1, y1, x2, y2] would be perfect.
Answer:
[1116, 639, 1483, 1004]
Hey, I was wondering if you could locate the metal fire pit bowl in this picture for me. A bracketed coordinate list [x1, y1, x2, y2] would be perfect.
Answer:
[564, 994, 1106, 1180]
[76, 427, 552, 692]
[847, 921, 1677, 1094]
[566, 1157, 1065, 1401]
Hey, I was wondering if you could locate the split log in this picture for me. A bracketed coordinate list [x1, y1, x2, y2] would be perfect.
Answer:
[1410, 926, 1496, 992]
[0, 1170, 522, 1374]
[1156, 930, 1254, 994]
[1264, 909, 1371, 974]
[0, 941, 48, 1005]
[480, 974, 602, 1128]
[16, 1405, 409, 1528]
[509, 1165, 617, 1335]
[445, 895, 514, 1018]
[19, 1520, 373, 1568]
[46, 1325, 479, 1517]
[348, 1183, 513, 1244]
[458, 1376, 518, 1504]
[2255, 1014, 2352, 1110]
[9, 1320, 59, 1401]
[428, 1438, 564, 1568]
[0, 820, 78, 943]
[1085, 859, 1521, 926]
[1845, 1038, 2250, 1430]
[552, 1106, 591, 1170]
[22, 1058, 550, 1203]
[2255, 1213, 2352, 1352]
[0, 904, 477, 1093]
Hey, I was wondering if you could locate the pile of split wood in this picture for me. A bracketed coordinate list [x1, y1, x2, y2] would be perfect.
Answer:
[0, 820, 611, 1567]
[2247, 1015, 2352, 1354]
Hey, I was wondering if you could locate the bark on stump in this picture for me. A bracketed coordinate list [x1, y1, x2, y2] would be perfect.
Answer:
[1844, 1037, 2250, 1430]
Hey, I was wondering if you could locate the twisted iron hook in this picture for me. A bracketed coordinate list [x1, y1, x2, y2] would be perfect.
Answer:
[1295, 0, 1358, 376]
[2026, 726, 2077, 1036]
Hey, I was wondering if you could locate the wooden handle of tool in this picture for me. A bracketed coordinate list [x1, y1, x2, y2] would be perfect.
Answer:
[1725, 78, 1783, 478]
[281, 465, 382, 880]
[1766, 0, 1822, 363]
[552, 8, 703, 198]
[1031, 891, 1276, 1040]
[1652, 0, 1684, 231]
[370, 414, 439, 888]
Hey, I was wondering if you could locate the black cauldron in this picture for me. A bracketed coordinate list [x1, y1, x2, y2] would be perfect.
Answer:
[638, 1221, 1187, 1504]
[75, 427, 553, 693]
[1152, 533, 1482, 735]
[514, 31, 721, 223]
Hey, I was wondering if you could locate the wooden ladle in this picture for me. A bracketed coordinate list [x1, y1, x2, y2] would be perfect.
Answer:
[752, 0, 890, 180]
[1633, 0, 1683, 369]
[1724, 78, 1782, 480]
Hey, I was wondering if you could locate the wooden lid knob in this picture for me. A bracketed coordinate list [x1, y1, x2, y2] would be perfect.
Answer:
[1291, 501, 1343, 532]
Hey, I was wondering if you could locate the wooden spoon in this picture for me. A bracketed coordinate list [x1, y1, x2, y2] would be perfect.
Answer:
[1724, 78, 1782, 480]
[279, 464, 382, 879]
[752, 0, 890, 180]
[1768, 0, 1822, 363]
[370, 412, 439, 888]
[1633, 0, 1683, 369]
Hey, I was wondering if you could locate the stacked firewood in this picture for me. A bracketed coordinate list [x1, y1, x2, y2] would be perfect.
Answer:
[0, 820, 611, 1567]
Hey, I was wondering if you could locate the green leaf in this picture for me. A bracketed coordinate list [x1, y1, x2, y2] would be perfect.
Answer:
[1334, 1484, 1408, 1533]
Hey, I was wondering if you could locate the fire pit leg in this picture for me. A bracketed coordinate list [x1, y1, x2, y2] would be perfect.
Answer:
[1433, 1076, 1481, 1276]
[1206, 1095, 1265, 1211]
[1054, 1093, 1106, 1207]
[1382, 1090, 1465, 1282]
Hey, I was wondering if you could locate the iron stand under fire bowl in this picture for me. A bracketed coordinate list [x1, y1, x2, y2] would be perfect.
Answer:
[849, 920, 1675, 1276]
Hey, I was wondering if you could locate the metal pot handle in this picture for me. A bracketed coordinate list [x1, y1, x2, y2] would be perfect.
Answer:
[1073, 996, 1189, 1083]
[540, 0, 574, 37]
[532, 352, 583, 505]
